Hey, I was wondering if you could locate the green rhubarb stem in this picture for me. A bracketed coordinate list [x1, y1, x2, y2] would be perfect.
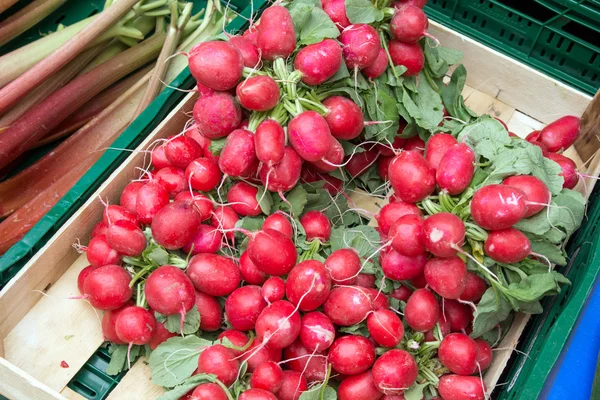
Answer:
[0, 0, 68, 47]
[0, 0, 141, 116]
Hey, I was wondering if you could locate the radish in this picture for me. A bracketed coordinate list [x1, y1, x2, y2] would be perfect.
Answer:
[263, 213, 293, 239]
[187, 253, 241, 296]
[218, 129, 257, 178]
[381, 248, 427, 281]
[378, 156, 393, 180]
[86, 235, 121, 268]
[151, 201, 201, 250]
[278, 370, 308, 400]
[425, 314, 451, 342]
[439, 333, 479, 375]
[300, 311, 336, 352]
[325, 248, 361, 284]
[390, 5, 430, 43]
[101, 301, 133, 344]
[323, 286, 372, 326]
[393, 0, 427, 8]
[255, 300, 301, 349]
[367, 309, 405, 347]
[323, 96, 364, 141]
[322, 0, 351, 30]
[389, 40, 424, 76]
[119, 181, 144, 215]
[438, 375, 486, 400]
[286, 260, 332, 311]
[135, 182, 169, 225]
[503, 175, 550, 218]
[165, 136, 203, 169]
[83, 265, 132, 310]
[255, 120, 285, 167]
[77, 265, 97, 295]
[443, 299, 472, 332]
[288, 111, 333, 162]
[470, 184, 528, 230]
[411, 273, 427, 289]
[225, 285, 267, 331]
[243, 24, 259, 45]
[422, 212, 465, 257]
[340, 24, 381, 70]
[425, 133, 458, 173]
[115, 306, 155, 345]
[378, 135, 407, 157]
[106, 220, 146, 257]
[310, 137, 344, 173]
[389, 214, 425, 256]
[91, 221, 109, 238]
[391, 285, 413, 302]
[194, 92, 242, 140]
[368, 288, 390, 310]
[256, 6, 296, 61]
[338, 370, 383, 400]
[185, 158, 222, 192]
[103, 205, 138, 227]
[283, 339, 328, 382]
[329, 335, 376, 375]
[300, 211, 331, 242]
[403, 135, 425, 154]
[538, 116, 581, 152]
[389, 151, 435, 203]
[229, 35, 260, 68]
[546, 152, 579, 189]
[195, 291, 223, 332]
[376, 201, 423, 235]
[262, 277, 286, 303]
[154, 167, 186, 197]
[294, 39, 343, 85]
[475, 339, 493, 370]
[236, 76, 280, 111]
[183, 224, 223, 255]
[357, 273, 377, 288]
[259, 147, 303, 193]
[241, 388, 277, 400]
[484, 227, 531, 264]
[145, 266, 196, 320]
[151, 145, 171, 170]
[188, 41, 243, 91]
[148, 320, 177, 350]
[459, 272, 488, 302]
[371, 350, 418, 395]
[197, 344, 239, 386]
[437, 143, 475, 195]
[240, 251, 268, 285]
[346, 148, 380, 178]
[247, 229, 298, 276]
[362, 49, 389, 79]
[424, 256, 467, 299]
[227, 182, 261, 217]
[242, 340, 282, 373]
[404, 289, 439, 332]
[210, 206, 239, 241]
[217, 330, 250, 357]
[190, 383, 229, 400]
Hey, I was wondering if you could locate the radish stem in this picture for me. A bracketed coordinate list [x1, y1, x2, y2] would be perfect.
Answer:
[0, 0, 68, 47]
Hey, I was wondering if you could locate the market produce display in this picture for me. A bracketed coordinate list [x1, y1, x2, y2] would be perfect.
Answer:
[69, 0, 587, 399]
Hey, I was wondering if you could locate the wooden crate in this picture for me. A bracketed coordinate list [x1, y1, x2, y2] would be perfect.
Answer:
[0, 21, 598, 400]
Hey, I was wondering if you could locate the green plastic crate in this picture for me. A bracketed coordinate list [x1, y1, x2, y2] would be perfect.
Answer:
[424, 0, 600, 96]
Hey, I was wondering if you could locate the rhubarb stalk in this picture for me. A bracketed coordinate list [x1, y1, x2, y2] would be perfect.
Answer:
[0, 0, 68, 47]
[0, 0, 19, 14]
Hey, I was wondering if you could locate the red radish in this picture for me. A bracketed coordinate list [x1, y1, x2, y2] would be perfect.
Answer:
[263, 213, 293, 239]
[185, 158, 222, 192]
[255, 300, 301, 349]
[389, 214, 425, 256]
[120, 181, 144, 215]
[148, 320, 177, 350]
[526, 130, 541, 143]
[247, 229, 298, 276]
[411, 273, 428, 289]
[470, 184, 528, 230]
[475, 339, 493, 370]
[404, 289, 439, 332]
[259, 147, 303, 193]
[154, 167, 186, 197]
[439, 333, 479, 375]
[484, 228, 531, 263]
[381, 249, 427, 281]
[151, 201, 201, 250]
[194, 291, 223, 332]
[389, 40, 424, 76]
[217, 330, 249, 356]
[183, 224, 223, 255]
[391, 5, 429, 43]
[346, 148, 380, 178]
[438, 375, 486, 400]
[389, 151, 435, 202]
[262, 277, 286, 303]
[425, 133, 458, 172]
[459, 273, 488, 302]
[283, 339, 328, 382]
[371, 350, 418, 395]
[546, 152, 579, 189]
[357, 273, 377, 288]
[187, 253, 241, 296]
[376, 201, 422, 235]
[503, 175, 550, 218]
[329, 335, 376, 375]
[225, 285, 267, 331]
[437, 144, 475, 195]
[378, 156, 394, 180]
[286, 260, 332, 311]
[197, 344, 239, 386]
[194, 92, 242, 140]
[323, 286, 372, 326]
[322, 0, 351, 29]
[218, 129, 257, 177]
[391, 285, 413, 302]
[294, 39, 343, 85]
[367, 309, 405, 347]
[424, 257, 467, 299]
[422, 212, 465, 258]
[424, 314, 452, 342]
[242, 340, 282, 372]
[300, 311, 336, 352]
[227, 182, 261, 217]
[300, 211, 331, 242]
[338, 370, 383, 400]
[165, 136, 203, 169]
[152, 145, 171, 170]
[229, 35, 260, 68]
[190, 383, 229, 400]
[101, 301, 133, 344]
[103, 205, 138, 227]
[325, 249, 361, 284]
[278, 370, 308, 400]
[443, 299, 472, 332]
[106, 220, 146, 257]
[393, 0, 427, 8]
[77, 265, 97, 295]
[378, 135, 407, 157]
[145, 266, 195, 319]
[251, 361, 283, 393]
[255, 120, 285, 167]
[256, 6, 296, 61]
[115, 306, 155, 345]
[240, 251, 269, 285]
[92, 221, 109, 238]
[243, 25, 259, 45]
[189, 41, 243, 91]
[539, 116, 581, 152]
[340, 24, 381, 69]
[403, 135, 425, 154]
[362, 49, 389, 79]
[83, 265, 132, 310]
[135, 182, 169, 225]
[196, 82, 215, 98]
[368, 288, 390, 310]
[236, 76, 280, 111]
[86, 235, 121, 268]
[288, 111, 333, 162]
[310, 137, 344, 173]
[323, 96, 364, 140]
[210, 206, 239, 241]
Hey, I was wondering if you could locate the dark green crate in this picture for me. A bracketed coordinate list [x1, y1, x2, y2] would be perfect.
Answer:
[424, 0, 600, 96]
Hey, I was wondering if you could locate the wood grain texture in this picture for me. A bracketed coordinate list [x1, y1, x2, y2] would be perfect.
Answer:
[574, 90, 600, 163]
[0, 357, 66, 400]
[106, 358, 165, 400]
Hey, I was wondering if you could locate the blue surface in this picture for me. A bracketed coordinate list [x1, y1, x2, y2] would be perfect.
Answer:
[541, 278, 600, 399]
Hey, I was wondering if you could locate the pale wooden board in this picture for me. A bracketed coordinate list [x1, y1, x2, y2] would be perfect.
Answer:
[61, 387, 88, 400]
[463, 85, 515, 124]
[0, 357, 66, 400]
[506, 111, 546, 138]
[106, 357, 165, 400]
